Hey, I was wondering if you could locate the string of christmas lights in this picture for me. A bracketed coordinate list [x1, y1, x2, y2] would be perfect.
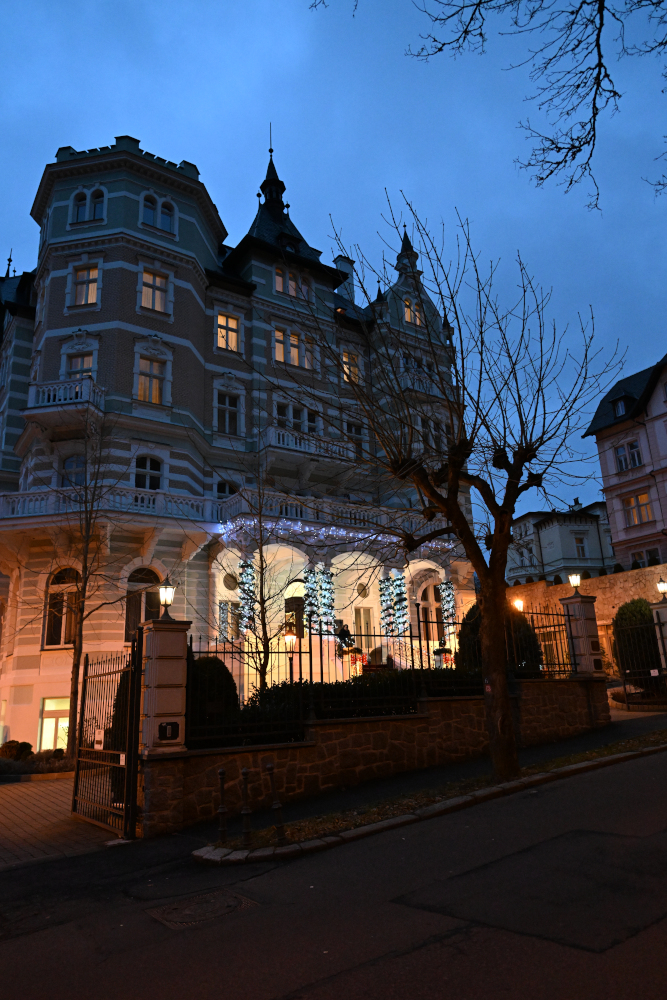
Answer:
[392, 573, 409, 635]
[317, 565, 336, 634]
[238, 559, 256, 634]
[440, 580, 456, 642]
[304, 566, 320, 631]
[379, 576, 395, 636]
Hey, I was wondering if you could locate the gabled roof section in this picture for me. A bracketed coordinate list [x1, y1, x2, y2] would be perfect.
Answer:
[583, 354, 667, 437]
[0, 271, 35, 324]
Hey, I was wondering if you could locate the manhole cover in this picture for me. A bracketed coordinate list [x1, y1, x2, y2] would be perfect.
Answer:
[147, 888, 259, 929]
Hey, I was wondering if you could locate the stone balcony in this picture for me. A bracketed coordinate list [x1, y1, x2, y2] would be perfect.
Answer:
[259, 425, 354, 462]
[26, 376, 106, 412]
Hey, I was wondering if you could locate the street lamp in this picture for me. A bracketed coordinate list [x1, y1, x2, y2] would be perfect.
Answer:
[568, 573, 581, 594]
[159, 576, 176, 620]
[513, 599, 524, 612]
[657, 578, 667, 601]
[284, 622, 297, 683]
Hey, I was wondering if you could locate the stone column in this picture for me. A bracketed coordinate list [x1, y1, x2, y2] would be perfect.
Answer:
[140, 617, 192, 756]
[649, 599, 667, 674]
[559, 593, 603, 673]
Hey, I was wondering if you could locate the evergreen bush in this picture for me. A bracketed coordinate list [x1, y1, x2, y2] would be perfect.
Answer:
[454, 601, 543, 675]
[612, 598, 661, 693]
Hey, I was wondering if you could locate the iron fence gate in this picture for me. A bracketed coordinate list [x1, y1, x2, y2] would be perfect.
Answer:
[615, 613, 667, 707]
[72, 628, 143, 838]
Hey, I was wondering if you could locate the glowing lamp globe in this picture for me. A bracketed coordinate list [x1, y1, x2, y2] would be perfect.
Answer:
[284, 623, 297, 652]
[159, 577, 176, 619]
[513, 599, 524, 612]
[658, 578, 667, 600]
[568, 574, 581, 590]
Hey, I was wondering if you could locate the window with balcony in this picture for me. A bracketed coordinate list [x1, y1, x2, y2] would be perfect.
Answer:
[276, 403, 318, 434]
[91, 190, 104, 220]
[61, 455, 85, 487]
[141, 270, 167, 312]
[575, 536, 587, 558]
[68, 354, 93, 379]
[74, 266, 98, 306]
[623, 492, 653, 526]
[143, 195, 157, 227]
[44, 569, 80, 647]
[73, 193, 87, 223]
[135, 456, 161, 490]
[124, 568, 160, 641]
[138, 357, 165, 404]
[342, 350, 359, 383]
[160, 202, 174, 233]
[217, 393, 239, 435]
[217, 313, 239, 352]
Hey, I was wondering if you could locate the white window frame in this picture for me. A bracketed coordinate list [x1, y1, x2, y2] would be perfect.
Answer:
[273, 326, 317, 370]
[214, 308, 244, 354]
[138, 190, 179, 239]
[274, 400, 320, 435]
[341, 347, 361, 384]
[136, 260, 175, 322]
[59, 332, 100, 382]
[132, 337, 173, 407]
[213, 375, 246, 437]
[64, 254, 104, 315]
[129, 443, 169, 491]
[66, 185, 108, 229]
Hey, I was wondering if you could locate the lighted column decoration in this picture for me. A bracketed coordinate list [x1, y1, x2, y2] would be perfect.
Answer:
[317, 564, 336, 634]
[440, 580, 456, 642]
[392, 573, 408, 635]
[379, 576, 395, 637]
[238, 559, 256, 634]
[304, 565, 320, 631]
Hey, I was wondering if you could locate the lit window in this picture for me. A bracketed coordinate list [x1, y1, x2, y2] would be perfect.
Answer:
[217, 393, 239, 435]
[275, 269, 284, 294]
[91, 190, 104, 220]
[39, 697, 71, 751]
[45, 569, 80, 647]
[628, 440, 643, 468]
[613, 399, 626, 418]
[638, 492, 652, 522]
[160, 202, 174, 233]
[61, 455, 85, 487]
[217, 314, 239, 352]
[343, 350, 359, 383]
[74, 193, 87, 223]
[631, 551, 646, 568]
[623, 493, 653, 526]
[143, 196, 157, 227]
[142, 270, 167, 311]
[68, 354, 93, 379]
[414, 302, 423, 326]
[74, 266, 98, 305]
[288, 272, 297, 297]
[575, 536, 587, 558]
[135, 456, 161, 490]
[138, 357, 165, 404]
[216, 481, 237, 497]
[404, 299, 412, 324]
[615, 446, 629, 472]
[275, 329, 299, 365]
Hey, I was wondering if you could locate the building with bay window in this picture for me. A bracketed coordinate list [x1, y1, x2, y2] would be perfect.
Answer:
[0, 136, 474, 748]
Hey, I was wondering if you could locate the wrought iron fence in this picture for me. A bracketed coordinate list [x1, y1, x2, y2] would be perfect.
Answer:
[615, 612, 667, 706]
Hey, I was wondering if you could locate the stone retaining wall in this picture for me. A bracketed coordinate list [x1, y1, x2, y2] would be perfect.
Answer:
[138, 676, 609, 837]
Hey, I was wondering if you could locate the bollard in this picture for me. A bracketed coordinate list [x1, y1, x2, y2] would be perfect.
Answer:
[241, 767, 252, 848]
[266, 761, 287, 846]
[217, 767, 227, 845]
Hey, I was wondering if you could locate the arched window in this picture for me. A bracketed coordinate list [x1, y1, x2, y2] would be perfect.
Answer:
[125, 568, 160, 641]
[414, 302, 423, 327]
[160, 202, 174, 233]
[275, 268, 284, 294]
[45, 569, 80, 646]
[143, 195, 157, 227]
[135, 456, 161, 490]
[91, 190, 104, 220]
[62, 455, 85, 487]
[404, 298, 413, 323]
[217, 480, 237, 497]
[74, 193, 87, 223]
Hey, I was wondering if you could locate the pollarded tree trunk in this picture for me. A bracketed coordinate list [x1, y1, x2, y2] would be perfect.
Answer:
[478, 580, 519, 782]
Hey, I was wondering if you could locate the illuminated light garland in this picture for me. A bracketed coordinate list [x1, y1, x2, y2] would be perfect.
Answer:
[218, 516, 454, 553]
[392, 573, 409, 635]
[379, 576, 395, 637]
[440, 580, 456, 642]
[304, 566, 320, 631]
[238, 559, 256, 634]
[317, 565, 336, 634]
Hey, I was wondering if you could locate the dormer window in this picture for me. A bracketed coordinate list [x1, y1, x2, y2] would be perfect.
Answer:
[613, 399, 626, 418]
[285, 244, 295, 253]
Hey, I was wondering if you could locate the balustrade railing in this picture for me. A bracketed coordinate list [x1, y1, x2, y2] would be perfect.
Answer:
[260, 425, 353, 460]
[26, 376, 105, 411]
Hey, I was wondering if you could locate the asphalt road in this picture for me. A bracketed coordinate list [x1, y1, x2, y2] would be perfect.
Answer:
[2, 746, 667, 999]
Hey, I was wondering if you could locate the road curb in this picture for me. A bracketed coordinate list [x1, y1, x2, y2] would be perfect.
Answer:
[192, 742, 667, 867]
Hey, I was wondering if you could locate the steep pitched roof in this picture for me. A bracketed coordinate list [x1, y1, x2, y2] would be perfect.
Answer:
[583, 354, 667, 437]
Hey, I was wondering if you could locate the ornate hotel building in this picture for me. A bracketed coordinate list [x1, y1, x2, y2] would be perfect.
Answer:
[0, 136, 473, 748]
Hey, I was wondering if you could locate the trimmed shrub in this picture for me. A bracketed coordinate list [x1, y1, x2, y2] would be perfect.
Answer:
[0, 740, 33, 761]
[187, 652, 239, 729]
[454, 602, 543, 675]
[612, 598, 661, 694]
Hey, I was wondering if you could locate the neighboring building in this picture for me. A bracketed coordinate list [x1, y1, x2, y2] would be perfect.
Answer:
[585, 356, 667, 570]
[0, 136, 474, 748]
[507, 499, 614, 586]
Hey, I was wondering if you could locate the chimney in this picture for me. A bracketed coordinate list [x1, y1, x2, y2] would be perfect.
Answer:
[334, 254, 355, 303]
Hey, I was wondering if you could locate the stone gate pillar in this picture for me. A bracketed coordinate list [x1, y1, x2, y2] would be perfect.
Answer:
[559, 592, 603, 674]
[139, 617, 192, 756]
[650, 599, 667, 674]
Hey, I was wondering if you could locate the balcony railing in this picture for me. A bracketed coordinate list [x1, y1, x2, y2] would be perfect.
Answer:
[26, 377, 105, 411]
[259, 425, 354, 461]
[398, 371, 442, 397]
[0, 486, 213, 521]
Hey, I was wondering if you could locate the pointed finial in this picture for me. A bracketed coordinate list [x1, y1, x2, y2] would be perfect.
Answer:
[269, 122, 273, 157]
[5, 249, 12, 279]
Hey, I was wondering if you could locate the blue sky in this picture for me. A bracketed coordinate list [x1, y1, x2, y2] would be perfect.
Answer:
[1, 0, 665, 510]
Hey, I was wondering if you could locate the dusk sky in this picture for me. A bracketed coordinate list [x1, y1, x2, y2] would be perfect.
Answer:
[1, 0, 665, 510]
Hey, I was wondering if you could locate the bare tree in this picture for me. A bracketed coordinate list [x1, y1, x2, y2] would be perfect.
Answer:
[290, 204, 620, 779]
[312, 0, 667, 207]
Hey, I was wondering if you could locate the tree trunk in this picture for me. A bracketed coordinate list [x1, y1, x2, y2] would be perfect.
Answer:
[478, 582, 519, 782]
[66, 602, 84, 760]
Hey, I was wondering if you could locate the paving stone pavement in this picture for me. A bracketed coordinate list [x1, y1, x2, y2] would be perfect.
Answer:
[0, 778, 110, 870]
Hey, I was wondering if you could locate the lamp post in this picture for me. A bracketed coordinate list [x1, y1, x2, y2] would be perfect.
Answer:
[513, 598, 524, 612]
[159, 577, 176, 620]
[657, 578, 667, 602]
[284, 622, 296, 684]
[568, 573, 581, 595]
